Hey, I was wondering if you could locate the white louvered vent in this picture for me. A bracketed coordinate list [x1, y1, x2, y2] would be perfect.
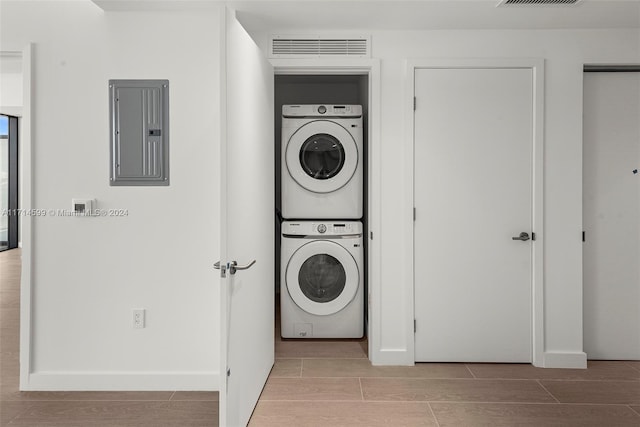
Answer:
[270, 36, 370, 58]
[498, 0, 582, 5]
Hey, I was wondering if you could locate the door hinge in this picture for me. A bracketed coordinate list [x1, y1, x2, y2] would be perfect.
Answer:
[582, 231, 586, 242]
[370, 231, 373, 240]
[227, 368, 231, 377]
[414, 319, 417, 333]
[531, 232, 536, 241]
[413, 207, 416, 221]
[413, 96, 416, 111]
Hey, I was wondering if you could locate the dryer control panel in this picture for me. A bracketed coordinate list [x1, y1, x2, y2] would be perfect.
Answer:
[282, 221, 363, 237]
[283, 104, 362, 118]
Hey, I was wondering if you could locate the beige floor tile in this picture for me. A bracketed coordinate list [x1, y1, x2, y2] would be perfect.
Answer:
[303, 359, 472, 379]
[250, 401, 437, 427]
[626, 361, 640, 372]
[0, 279, 20, 293]
[0, 390, 174, 402]
[1, 351, 19, 375]
[0, 381, 20, 395]
[7, 400, 218, 426]
[0, 401, 34, 425]
[259, 377, 363, 401]
[0, 351, 19, 375]
[0, 328, 20, 353]
[361, 378, 555, 403]
[430, 402, 640, 427]
[0, 374, 20, 391]
[0, 290, 20, 309]
[271, 359, 302, 377]
[0, 309, 19, 330]
[541, 380, 640, 404]
[0, 250, 21, 292]
[170, 391, 219, 401]
[276, 339, 367, 358]
[467, 361, 640, 381]
[0, 276, 20, 292]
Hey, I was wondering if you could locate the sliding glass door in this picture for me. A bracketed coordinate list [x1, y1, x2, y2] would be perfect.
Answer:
[0, 114, 18, 251]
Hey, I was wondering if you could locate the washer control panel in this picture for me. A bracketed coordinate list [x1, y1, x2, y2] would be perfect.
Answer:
[282, 104, 362, 118]
[282, 221, 363, 237]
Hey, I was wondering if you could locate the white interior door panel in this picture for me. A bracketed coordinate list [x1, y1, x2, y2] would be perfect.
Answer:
[414, 67, 533, 363]
[219, 8, 274, 427]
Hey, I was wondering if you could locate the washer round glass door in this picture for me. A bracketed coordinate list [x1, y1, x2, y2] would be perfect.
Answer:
[285, 120, 358, 194]
[286, 240, 359, 316]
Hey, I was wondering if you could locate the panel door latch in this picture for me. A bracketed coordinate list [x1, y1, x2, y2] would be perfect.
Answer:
[213, 261, 227, 278]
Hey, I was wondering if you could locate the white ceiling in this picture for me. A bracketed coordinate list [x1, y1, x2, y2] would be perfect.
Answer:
[91, 0, 640, 30]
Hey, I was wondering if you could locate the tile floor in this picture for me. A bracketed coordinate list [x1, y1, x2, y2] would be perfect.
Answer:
[2, 249, 640, 426]
[253, 348, 640, 426]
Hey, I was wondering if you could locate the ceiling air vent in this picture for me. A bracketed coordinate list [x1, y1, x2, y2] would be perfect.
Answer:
[269, 36, 370, 58]
[498, 0, 582, 5]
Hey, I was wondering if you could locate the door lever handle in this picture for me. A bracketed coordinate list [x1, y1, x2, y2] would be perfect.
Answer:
[512, 232, 530, 242]
[229, 260, 256, 275]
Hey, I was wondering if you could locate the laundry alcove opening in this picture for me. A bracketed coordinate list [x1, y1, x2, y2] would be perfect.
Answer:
[274, 73, 369, 351]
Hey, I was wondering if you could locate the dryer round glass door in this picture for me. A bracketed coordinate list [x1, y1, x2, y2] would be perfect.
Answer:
[285, 120, 358, 193]
[286, 240, 359, 316]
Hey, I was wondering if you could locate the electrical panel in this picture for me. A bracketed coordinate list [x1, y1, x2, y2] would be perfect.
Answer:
[109, 80, 169, 186]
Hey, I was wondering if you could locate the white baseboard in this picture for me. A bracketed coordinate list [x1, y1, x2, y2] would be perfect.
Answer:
[370, 349, 414, 366]
[543, 351, 587, 369]
[23, 371, 219, 391]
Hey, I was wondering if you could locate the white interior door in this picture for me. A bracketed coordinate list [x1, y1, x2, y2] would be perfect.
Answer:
[219, 9, 274, 427]
[583, 71, 640, 360]
[414, 67, 533, 363]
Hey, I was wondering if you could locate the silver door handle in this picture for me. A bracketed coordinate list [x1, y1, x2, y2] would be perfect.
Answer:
[512, 232, 530, 242]
[229, 260, 256, 275]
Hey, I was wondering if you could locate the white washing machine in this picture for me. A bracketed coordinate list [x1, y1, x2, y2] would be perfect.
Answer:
[281, 220, 364, 338]
[281, 104, 363, 219]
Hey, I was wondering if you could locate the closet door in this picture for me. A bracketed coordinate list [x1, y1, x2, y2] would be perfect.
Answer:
[414, 67, 534, 362]
[583, 71, 640, 360]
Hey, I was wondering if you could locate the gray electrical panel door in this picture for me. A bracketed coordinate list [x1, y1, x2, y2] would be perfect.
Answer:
[109, 80, 169, 186]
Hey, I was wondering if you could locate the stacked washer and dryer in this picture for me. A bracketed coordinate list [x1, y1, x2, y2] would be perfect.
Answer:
[280, 104, 365, 338]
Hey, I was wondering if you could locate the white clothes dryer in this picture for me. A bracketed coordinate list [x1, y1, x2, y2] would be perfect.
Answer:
[281, 104, 363, 219]
[281, 220, 364, 338]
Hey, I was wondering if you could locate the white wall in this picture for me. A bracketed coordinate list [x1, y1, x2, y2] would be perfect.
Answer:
[1, 1, 221, 390]
[0, 54, 23, 111]
[376, 29, 639, 366]
[254, 27, 640, 366]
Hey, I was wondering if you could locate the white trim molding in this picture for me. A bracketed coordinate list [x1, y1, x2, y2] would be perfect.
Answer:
[405, 58, 546, 367]
[24, 372, 219, 391]
[0, 106, 22, 117]
[543, 352, 587, 369]
[270, 57, 383, 365]
[11, 43, 34, 391]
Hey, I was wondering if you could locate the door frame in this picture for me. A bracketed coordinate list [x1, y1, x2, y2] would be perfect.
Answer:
[1, 45, 33, 388]
[270, 58, 381, 363]
[405, 58, 545, 367]
[582, 64, 640, 360]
